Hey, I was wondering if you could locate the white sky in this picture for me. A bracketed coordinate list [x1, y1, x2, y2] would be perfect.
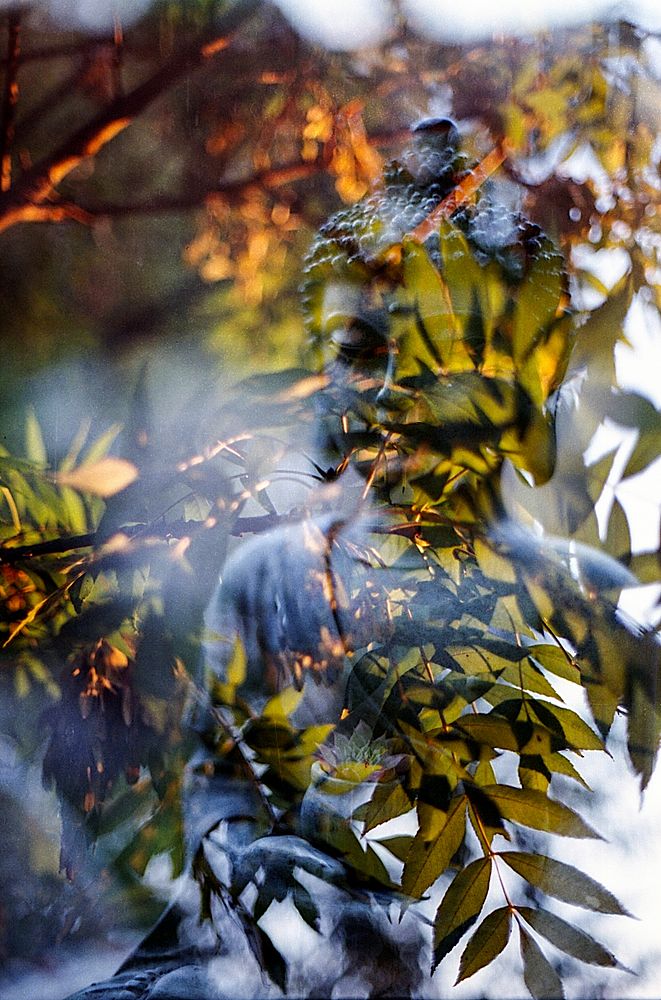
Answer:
[274, 0, 661, 48]
[1, 0, 659, 37]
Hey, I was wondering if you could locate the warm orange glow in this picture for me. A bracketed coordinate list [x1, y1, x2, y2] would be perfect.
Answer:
[411, 143, 509, 244]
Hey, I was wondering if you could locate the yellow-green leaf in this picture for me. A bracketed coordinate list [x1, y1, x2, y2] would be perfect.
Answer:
[402, 795, 467, 898]
[262, 684, 304, 720]
[480, 786, 600, 838]
[25, 408, 47, 466]
[455, 715, 519, 751]
[530, 701, 603, 751]
[456, 906, 511, 984]
[528, 644, 581, 685]
[433, 857, 491, 969]
[58, 458, 138, 497]
[359, 780, 412, 834]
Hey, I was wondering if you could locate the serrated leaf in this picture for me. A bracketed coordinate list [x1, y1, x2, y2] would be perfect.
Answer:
[499, 852, 629, 914]
[455, 714, 519, 751]
[520, 925, 565, 1000]
[518, 907, 625, 969]
[529, 644, 581, 685]
[480, 786, 600, 838]
[359, 779, 412, 834]
[432, 857, 491, 969]
[456, 906, 511, 983]
[402, 795, 467, 898]
[544, 752, 591, 789]
[529, 701, 604, 751]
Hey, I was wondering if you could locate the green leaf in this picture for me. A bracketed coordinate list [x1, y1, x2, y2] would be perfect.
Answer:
[60, 485, 89, 534]
[569, 275, 631, 379]
[292, 883, 321, 932]
[604, 498, 631, 565]
[454, 714, 519, 751]
[512, 246, 565, 368]
[359, 779, 412, 834]
[622, 428, 661, 479]
[376, 834, 415, 862]
[480, 786, 600, 838]
[81, 423, 122, 465]
[528, 644, 581, 685]
[626, 550, 661, 584]
[518, 907, 625, 969]
[499, 852, 629, 914]
[402, 240, 455, 371]
[402, 795, 467, 898]
[519, 924, 565, 999]
[432, 857, 491, 969]
[529, 701, 604, 751]
[456, 906, 511, 984]
[474, 536, 517, 583]
[543, 752, 591, 790]
[25, 408, 47, 466]
[262, 684, 303, 721]
[226, 637, 247, 689]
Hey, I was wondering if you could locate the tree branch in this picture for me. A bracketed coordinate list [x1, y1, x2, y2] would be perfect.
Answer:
[0, 0, 261, 234]
[0, 513, 288, 565]
[0, 10, 21, 193]
[19, 127, 411, 224]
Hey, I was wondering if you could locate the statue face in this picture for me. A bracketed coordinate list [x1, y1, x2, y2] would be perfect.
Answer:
[304, 127, 574, 502]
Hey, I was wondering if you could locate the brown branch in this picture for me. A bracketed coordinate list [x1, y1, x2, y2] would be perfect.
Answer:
[1, 11, 21, 192]
[410, 141, 509, 243]
[0, 34, 114, 68]
[33, 127, 412, 223]
[0, 513, 288, 565]
[0, 0, 261, 234]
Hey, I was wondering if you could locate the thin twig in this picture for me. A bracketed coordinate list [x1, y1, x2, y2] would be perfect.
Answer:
[410, 141, 509, 243]
[41, 127, 411, 222]
[0, 0, 261, 234]
[0, 11, 21, 192]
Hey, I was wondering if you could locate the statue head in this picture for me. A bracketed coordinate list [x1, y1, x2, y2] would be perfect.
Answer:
[301, 120, 574, 519]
